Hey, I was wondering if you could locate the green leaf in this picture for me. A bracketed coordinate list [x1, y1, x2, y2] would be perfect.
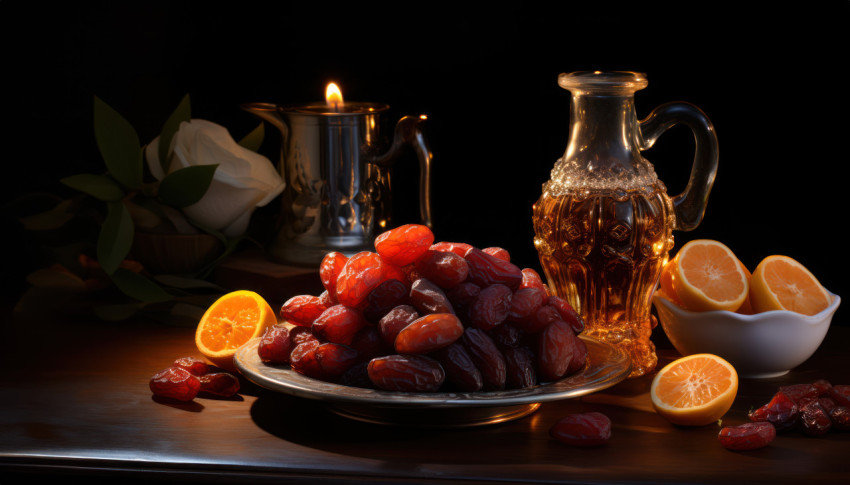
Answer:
[60, 173, 125, 201]
[157, 164, 218, 208]
[97, 200, 134, 275]
[158, 94, 191, 174]
[93, 96, 143, 189]
[94, 302, 146, 321]
[110, 268, 174, 303]
[238, 122, 265, 152]
[18, 198, 77, 231]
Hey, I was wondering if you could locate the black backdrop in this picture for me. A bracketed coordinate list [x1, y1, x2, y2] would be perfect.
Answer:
[3, 2, 848, 324]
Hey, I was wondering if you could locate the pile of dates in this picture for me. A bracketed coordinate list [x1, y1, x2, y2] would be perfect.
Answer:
[258, 224, 587, 393]
[747, 380, 850, 435]
[718, 380, 848, 451]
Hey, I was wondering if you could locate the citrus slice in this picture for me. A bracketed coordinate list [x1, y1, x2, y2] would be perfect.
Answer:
[674, 240, 749, 312]
[658, 254, 684, 307]
[735, 258, 754, 315]
[749, 255, 831, 316]
[650, 353, 738, 426]
[195, 290, 277, 371]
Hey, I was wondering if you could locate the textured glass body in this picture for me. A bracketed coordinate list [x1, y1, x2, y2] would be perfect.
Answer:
[533, 72, 718, 377]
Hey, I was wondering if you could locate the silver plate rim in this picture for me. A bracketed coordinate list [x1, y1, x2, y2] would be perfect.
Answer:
[235, 335, 631, 408]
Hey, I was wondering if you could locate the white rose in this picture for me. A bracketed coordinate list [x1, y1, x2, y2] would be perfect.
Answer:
[145, 119, 284, 237]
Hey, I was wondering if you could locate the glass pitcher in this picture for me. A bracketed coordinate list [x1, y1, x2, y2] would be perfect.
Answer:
[532, 71, 719, 377]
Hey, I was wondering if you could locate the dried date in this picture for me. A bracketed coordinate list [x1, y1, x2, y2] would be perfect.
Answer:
[280, 294, 329, 326]
[718, 422, 776, 450]
[409, 278, 455, 315]
[537, 320, 577, 382]
[378, 305, 420, 348]
[173, 356, 209, 376]
[464, 248, 523, 290]
[150, 367, 201, 402]
[461, 328, 506, 391]
[335, 252, 388, 309]
[312, 304, 369, 346]
[468, 284, 512, 330]
[367, 354, 445, 392]
[374, 224, 435, 266]
[414, 250, 469, 289]
[395, 313, 464, 354]
[432, 342, 483, 392]
[199, 372, 240, 397]
[550, 412, 611, 447]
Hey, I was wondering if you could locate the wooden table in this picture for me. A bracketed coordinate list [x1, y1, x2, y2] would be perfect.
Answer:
[2, 296, 849, 484]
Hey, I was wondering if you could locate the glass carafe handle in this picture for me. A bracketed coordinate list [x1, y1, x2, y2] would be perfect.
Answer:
[639, 102, 719, 231]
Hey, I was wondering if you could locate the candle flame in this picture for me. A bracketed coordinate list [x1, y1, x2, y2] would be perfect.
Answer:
[325, 82, 343, 110]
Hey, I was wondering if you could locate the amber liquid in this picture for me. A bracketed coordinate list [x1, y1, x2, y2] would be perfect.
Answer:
[532, 183, 675, 377]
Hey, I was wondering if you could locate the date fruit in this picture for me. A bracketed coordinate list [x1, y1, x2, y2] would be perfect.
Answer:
[259, 224, 588, 394]
[199, 372, 240, 397]
[718, 422, 776, 450]
[374, 223, 435, 266]
[150, 367, 201, 402]
[367, 354, 445, 392]
[550, 412, 611, 447]
[395, 313, 464, 354]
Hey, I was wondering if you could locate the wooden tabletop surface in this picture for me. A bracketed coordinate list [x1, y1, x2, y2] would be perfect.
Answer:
[2, 299, 849, 484]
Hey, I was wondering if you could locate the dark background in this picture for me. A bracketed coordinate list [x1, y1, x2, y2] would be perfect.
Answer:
[2, 2, 848, 323]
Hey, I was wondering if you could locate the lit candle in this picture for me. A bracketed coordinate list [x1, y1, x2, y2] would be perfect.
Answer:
[325, 82, 343, 112]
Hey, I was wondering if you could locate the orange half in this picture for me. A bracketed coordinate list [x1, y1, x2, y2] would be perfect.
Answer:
[749, 255, 831, 316]
[195, 290, 277, 371]
[674, 240, 748, 312]
[650, 353, 738, 426]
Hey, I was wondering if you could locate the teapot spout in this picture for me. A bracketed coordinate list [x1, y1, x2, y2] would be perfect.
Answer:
[241, 102, 288, 137]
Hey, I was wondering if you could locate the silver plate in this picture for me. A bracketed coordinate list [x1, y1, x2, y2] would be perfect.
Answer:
[235, 336, 631, 427]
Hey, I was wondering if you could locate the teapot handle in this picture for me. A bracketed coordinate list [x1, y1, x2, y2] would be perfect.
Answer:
[639, 102, 719, 232]
[371, 115, 434, 228]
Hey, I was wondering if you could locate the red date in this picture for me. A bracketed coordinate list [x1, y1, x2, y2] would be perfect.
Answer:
[378, 305, 420, 348]
[173, 356, 209, 376]
[550, 412, 611, 447]
[507, 287, 547, 326]
[409, 278, 455, 315]
[718, 422, 776, 450]
[363, 278, 408, 323]
[280, 294, 329, 326]
[258, 325, 294, 364]
[502, 346, 536, 390]
[461, 328, 506, 391]
[319, 252, 348, 297]
[468, 284, 512, 331]
[801, 399, 832, 436]
[367, 354, 445, 392]
[429, 241, 474, 258]
[519, 268, 549, 294]
[312, 304, 368, 346]
[395, 313, 464, 354]
[464, 248, 523, 290]
[150, 367, 201, 402]
[537, 320, 577, 382]
[315, 343, 360, 379]
[432, 342, 483, 392]
[335, 252, 388, 309]
[199, 372, 240, 397]
[414, 250, 469, 289]
[547, 295, 584, 334]
[483, 246, 510, 261]
[374, 223, 434, 267]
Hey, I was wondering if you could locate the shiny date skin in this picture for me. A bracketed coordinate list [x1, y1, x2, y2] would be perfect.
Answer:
[367, 354, 445, 392]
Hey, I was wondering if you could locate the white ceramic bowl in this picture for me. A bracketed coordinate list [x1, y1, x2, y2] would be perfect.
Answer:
[652, 291, 841, 378]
